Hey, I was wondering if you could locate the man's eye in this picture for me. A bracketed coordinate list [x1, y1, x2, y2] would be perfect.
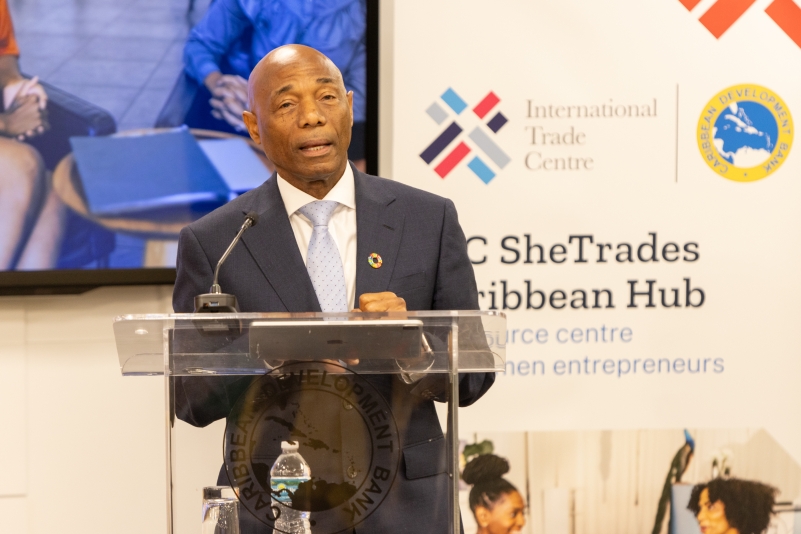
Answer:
[280, 102, 292, 108]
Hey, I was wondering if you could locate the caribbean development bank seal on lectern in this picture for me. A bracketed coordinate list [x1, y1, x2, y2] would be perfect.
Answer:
[113, 311, 505, 534]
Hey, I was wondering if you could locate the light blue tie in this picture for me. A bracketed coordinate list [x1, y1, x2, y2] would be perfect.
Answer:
[298, 200, 348, 312]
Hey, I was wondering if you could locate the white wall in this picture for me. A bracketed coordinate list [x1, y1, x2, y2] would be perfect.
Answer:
[0, 286, 173, 534]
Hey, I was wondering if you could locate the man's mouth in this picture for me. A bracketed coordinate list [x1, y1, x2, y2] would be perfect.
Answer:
[299, 140, 333, 153]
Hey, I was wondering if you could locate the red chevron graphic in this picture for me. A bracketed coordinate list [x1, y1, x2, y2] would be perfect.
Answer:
[679, 0, 703, 9]
[678, 0, 801, 48]
[699, 0, 757, 37]
[766, 0, 801, 47]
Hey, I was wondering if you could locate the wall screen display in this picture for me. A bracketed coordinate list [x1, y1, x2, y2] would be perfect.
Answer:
[0, 0, 369, 279]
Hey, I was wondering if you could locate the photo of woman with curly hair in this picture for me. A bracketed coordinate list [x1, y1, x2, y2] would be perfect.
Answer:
[687, 478, 777, 534]
[463, 454, 527, 534]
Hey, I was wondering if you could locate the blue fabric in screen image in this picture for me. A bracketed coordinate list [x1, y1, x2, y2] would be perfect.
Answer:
[107, 234, 147, 269]
[713, 101, 778, 166]
[184, 0, 367, 123]
[69, 128, 230, 218]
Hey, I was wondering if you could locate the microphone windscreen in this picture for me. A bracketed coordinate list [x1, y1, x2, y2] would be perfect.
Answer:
[246, 211, 259, 227]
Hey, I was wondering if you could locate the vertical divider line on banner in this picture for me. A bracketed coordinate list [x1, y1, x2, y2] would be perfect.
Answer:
[448, 315, 460, 534]
[675, 84, 681, 183]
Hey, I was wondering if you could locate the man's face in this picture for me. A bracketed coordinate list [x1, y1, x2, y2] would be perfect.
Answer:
[246, 53, 353, 186]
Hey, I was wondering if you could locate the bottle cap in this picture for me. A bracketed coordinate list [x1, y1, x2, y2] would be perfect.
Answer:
[281, 441, 299, 452]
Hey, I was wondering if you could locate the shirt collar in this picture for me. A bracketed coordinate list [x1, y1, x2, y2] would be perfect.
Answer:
[276, 163, 356, 217]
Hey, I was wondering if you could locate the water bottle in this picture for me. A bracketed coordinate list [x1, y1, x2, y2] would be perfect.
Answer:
[270, 441, 311, 533]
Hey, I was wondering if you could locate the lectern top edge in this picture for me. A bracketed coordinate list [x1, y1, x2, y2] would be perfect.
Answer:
[113, 310, 507, 377]
[114, 309, 506, 322]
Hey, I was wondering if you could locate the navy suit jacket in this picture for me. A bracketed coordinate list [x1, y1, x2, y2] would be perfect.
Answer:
[172, 165, 493, 532]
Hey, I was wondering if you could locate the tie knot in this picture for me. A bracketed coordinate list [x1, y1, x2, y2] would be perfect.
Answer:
[298, 200, 339, 227]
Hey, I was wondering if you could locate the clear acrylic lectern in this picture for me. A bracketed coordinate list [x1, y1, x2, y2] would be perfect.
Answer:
[114, 311, 505, 534]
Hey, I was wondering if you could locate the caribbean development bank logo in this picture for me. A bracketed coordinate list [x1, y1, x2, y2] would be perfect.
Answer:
[419, 88, 510, 183]
[224, 363, 400, 534]
[678, 0, 801, 47]
[697, 84, 793, 182]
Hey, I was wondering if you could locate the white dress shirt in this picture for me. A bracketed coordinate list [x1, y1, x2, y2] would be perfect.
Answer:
[277, 165, 357, 309]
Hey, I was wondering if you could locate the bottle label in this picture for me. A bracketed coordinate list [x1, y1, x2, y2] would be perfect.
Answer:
[270, 477, 310, 503]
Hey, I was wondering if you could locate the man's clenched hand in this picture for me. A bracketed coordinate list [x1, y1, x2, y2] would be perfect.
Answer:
[355, 292, 407, 312]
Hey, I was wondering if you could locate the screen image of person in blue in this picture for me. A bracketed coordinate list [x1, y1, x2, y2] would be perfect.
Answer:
[183, 0, 367, 170]
[687, 478, 776, 534]
[0, 0, 64, 270]
[462, 454, 527, 534]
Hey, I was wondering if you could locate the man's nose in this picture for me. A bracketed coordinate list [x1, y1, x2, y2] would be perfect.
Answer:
[299, 99, 325, 127]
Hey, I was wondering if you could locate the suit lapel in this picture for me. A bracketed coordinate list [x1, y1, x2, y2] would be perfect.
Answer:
[240, 175, 321, 312]
[354, 168, 405, 308]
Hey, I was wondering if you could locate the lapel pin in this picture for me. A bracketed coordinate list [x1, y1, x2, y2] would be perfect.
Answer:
[368, 253, 383, 269]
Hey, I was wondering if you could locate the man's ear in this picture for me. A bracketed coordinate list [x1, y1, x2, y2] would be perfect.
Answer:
[243, 110, 260, 144]
[347, 90, 354, 126]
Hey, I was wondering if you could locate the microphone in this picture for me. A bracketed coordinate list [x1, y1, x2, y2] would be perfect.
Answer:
[194, 212, 259, 313]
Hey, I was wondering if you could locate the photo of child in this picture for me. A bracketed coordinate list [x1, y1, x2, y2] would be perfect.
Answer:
[463, 453, 527, 533]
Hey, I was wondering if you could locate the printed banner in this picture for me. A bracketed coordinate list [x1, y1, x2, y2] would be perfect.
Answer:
[386, 1, 801, 532]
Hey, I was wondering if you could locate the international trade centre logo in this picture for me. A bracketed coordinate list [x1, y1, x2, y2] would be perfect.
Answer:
[420, 88, 510, 184]
[697, 84, 793, 182]
[678, 0, 801, 47]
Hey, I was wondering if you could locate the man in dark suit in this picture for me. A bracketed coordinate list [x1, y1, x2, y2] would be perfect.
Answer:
[173, 44, 494, 533]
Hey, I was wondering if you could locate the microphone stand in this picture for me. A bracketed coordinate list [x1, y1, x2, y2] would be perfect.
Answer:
[194, 212, 258, 313]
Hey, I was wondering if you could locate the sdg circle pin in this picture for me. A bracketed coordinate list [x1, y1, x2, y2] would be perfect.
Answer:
[368, 253, 382, 269]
